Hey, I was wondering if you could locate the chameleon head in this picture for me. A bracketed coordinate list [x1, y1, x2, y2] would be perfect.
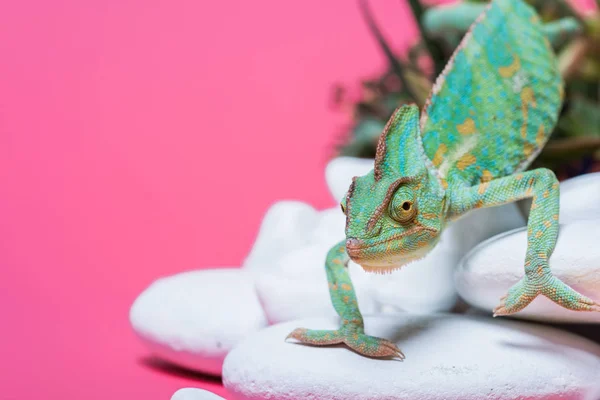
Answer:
[341, 105, 447, 274]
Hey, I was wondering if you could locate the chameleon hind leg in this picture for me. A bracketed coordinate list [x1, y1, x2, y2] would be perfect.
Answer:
[450, 168, 600, 315]
[286, 240, 404, 359]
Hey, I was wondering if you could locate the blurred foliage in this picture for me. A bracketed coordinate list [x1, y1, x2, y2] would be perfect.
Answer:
[335, 0, 600, 179]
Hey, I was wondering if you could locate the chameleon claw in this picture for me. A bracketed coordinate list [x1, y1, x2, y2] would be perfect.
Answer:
[572, 297, 600, 312]
[492, 305, 508, 317]
[285, 328, 307, 342]
[378, 339, 405, 360]
[394, 348, 406, 361]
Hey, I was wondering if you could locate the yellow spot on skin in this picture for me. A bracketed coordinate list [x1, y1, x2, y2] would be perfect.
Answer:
[553, 214, 559, 220]
[343, 296, 350, 304]
[441, 179, 448, 189]
[432, 144, 447, 167]
[535, 231, 543, 238]
[536, 125, 545, 147]
[499, 55, 521, 78]
[520, 87, 537, 139]
[544, 220, 552, 228]
[539, 253, 547, 260]
[525, 187, 534, 197]
[522, 87, 537, 105]
[456, 118, 477, 135]
[421, 213, 438, 220]
[552, 183, 559, 190]
[559, 85, 565, 102]
[524, 142, 535, 157]
[528, 177, 535, 187]
[456, 153, 476, 171]
[480, 170, 493, 183]
[332, 259, 342, 265]
[474, 200, 484, 209]
[543, 190, 549, 198]
[341, 284, 351, 291]
[516, 174, 524, 180]
[478, 182, 490, 195]
[416, 240, 429, 249]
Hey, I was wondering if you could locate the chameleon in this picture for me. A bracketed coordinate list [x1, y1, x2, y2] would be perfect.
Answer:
[287, 0, 600, 359]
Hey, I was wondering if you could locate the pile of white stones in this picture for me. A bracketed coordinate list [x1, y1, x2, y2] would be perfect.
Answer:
[129, 158, 600, 400]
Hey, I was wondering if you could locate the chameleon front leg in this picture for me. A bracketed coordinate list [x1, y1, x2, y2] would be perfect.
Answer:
[449, 168, 600, 315]
[286, 240, 404, 359]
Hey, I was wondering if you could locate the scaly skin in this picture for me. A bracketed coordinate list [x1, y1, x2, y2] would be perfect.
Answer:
[287, 0, 600, 359]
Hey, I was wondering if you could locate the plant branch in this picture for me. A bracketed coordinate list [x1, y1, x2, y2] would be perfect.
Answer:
[406, 0, 446, 76]
[358, 0, 421, 103]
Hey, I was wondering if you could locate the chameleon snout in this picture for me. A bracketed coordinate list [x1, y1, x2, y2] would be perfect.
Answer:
[345, 238, 364, 259]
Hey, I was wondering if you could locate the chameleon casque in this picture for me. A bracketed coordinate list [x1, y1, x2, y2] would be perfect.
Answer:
[287, 0, 600, 359]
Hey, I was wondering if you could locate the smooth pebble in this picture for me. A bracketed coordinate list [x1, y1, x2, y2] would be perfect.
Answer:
[559, 172, 600, 224]
[456, 219, 600, 323]
[243, 201, 319, 273]
[325, 156, 373, 202]
[171, 388, 225, 400]
[130, 269, 267, 375]
[223, 315, 600, 400]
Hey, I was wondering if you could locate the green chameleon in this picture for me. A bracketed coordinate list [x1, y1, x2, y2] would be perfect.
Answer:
[287, 0, 600, 359]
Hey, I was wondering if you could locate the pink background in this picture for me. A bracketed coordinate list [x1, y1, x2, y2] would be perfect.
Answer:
[0, 1, 594, 399]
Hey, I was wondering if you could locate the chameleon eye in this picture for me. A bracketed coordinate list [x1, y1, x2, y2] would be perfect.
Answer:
[389, 198, 417, 224]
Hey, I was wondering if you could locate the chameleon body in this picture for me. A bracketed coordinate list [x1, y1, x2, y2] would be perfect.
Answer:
[287, 0, 600, 359]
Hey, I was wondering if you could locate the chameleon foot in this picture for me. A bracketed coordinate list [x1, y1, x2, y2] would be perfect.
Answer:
[286, 328, 405, 359]
[493, 276, 600, 316]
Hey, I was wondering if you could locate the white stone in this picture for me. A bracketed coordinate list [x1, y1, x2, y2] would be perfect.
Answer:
[171, 388, 225, 400]
[325, 157, 374, 202]
[559, 172, 600, 224]
[311, 207, 347, 249]
[456, 219, 600, 322]
[130, 269, 267, 375]
[223, 315, 600, 400]
[255, 252, 377, 324]
[243, 201, 320, 273]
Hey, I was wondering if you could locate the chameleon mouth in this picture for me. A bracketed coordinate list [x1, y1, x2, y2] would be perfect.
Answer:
[346, 225, 437, 273]
[346, 225, 432, 254]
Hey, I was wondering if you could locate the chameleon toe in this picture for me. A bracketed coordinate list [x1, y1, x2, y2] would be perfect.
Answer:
[285, 328, 345, 346]
[344, 333, 405, 359]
